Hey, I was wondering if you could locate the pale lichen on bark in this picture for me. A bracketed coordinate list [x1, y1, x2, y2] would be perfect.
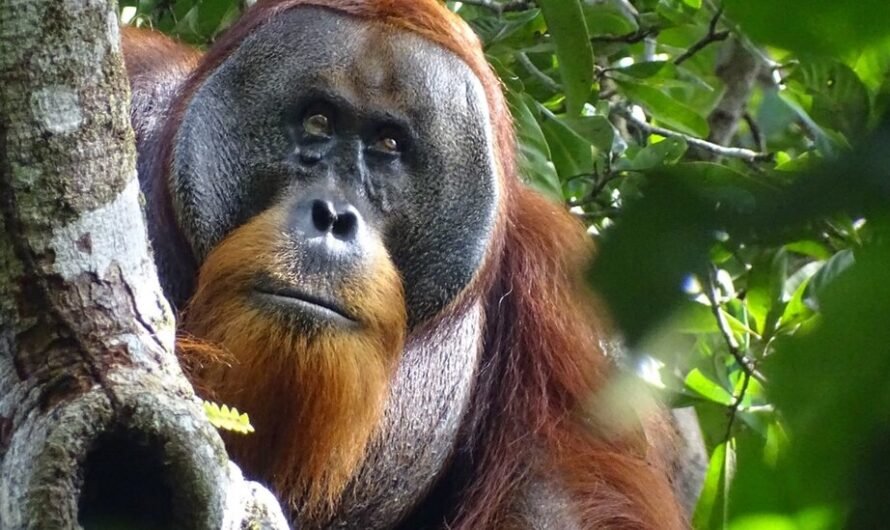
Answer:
[30, 86, 83, 135]
[48, 177, 175, 354]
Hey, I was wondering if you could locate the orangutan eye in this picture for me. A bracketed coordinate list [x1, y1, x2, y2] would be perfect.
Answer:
[303, 113, 332, 137]
[370, 124, 407, 157]
[374, 136, 400, 154]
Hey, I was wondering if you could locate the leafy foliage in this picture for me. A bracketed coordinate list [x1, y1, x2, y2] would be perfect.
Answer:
[454, 3, 890, 528]
[119, 0, 248, 44]
[121, 1, 890, 528]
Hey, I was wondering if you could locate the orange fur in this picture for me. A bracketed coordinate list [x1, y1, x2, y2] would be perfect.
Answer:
[121, 26, 201, 82]
[177, 207, 405, 520]
[452, 189, 686, 529]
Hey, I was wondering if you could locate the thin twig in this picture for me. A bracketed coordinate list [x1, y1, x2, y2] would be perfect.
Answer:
[674, 7, 729, 66]
[743, 111, 765, 152]
[617, 108, 773, 163]
[708, 6, 725, 36]
[724, 369, 752, 442]
[707, 270, 760, 443]
[516, 53, 561, 93]
[704, 265, 768, 386]
[674, 30, 729, 66]
[566, 170, 619, 208]
[591, 28, 659, 44]
[457, 0, 535, 14]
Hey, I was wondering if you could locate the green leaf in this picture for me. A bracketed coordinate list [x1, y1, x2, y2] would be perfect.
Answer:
[655, 0, 697, 25]
[535, 103, 594, 180]
[726, 0, 890, 56]
[562, 115, 614, 150]
[538, 0, 594, 116]
[785, 240, 832, 260]
[792, 59, 871, 140]
[686, 368, 734, 405]
[615, 78, 710, 137]
[582, 3, 638, 37]
[614, 60, 672, 79]
[672, 300, 719, 334]
[746, 250, 788, 336]
[670, 162, 777, 219]
[477, 9, 545, 46]
[779, 273, 815, 330]
[172, 5, 201, 39]
[803, 249, 855, 311]
[509, 94, 563, 200]
[615, 137, 687, 171]
[729, 515, 798, 530]
[588, 176, 717, 346]
[196, 0, 235, 38]
[767, 236, 890, 514]
[693, 442, 730, 529]
[777, 91, 847, 156]
[853, 38, 890, 91]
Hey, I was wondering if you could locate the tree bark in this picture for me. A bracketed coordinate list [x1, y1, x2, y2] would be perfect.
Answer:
[700, 38, 762, 159]
[0, 1, 287, 528]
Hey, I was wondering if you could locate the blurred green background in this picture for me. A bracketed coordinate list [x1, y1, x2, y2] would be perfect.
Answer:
[119, 1, 890, 528]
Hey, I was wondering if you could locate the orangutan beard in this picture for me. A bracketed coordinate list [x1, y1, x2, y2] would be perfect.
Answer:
[176, 208, 406, 520]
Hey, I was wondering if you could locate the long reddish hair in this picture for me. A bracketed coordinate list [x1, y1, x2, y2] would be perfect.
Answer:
[168, 1, 686, 527]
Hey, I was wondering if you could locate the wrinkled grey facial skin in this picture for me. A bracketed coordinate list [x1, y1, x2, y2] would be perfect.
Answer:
[173, 7, 499, 326]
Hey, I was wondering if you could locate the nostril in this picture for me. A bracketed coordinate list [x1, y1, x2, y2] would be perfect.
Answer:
[332, 209, 358, 239]
[311, 200, 337, 233]
[299, 150, 322, 165]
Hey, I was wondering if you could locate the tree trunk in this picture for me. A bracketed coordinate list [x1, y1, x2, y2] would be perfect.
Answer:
[0, 1, 287, 528]
[702, 38, 762, 157]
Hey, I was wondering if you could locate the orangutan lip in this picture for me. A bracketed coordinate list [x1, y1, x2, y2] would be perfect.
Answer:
[254, 284, 356, 324]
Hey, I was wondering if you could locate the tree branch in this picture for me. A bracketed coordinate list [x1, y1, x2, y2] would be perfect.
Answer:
[744, 111, 766, 152]
[591, 28, 659, 44]
[702, 38, 763, 159]
[616, 108, 773, 163]
[674, 7, 729, 66]
[703, 266, 768, 386]
[724, 369, 752, 442]
[703, 266, 762, 443]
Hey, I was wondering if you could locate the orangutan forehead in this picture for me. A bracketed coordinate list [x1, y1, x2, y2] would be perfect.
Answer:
[237, 6, 489, 120]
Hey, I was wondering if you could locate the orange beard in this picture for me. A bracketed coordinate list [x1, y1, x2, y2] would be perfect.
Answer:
[176, 207, 406, 521]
